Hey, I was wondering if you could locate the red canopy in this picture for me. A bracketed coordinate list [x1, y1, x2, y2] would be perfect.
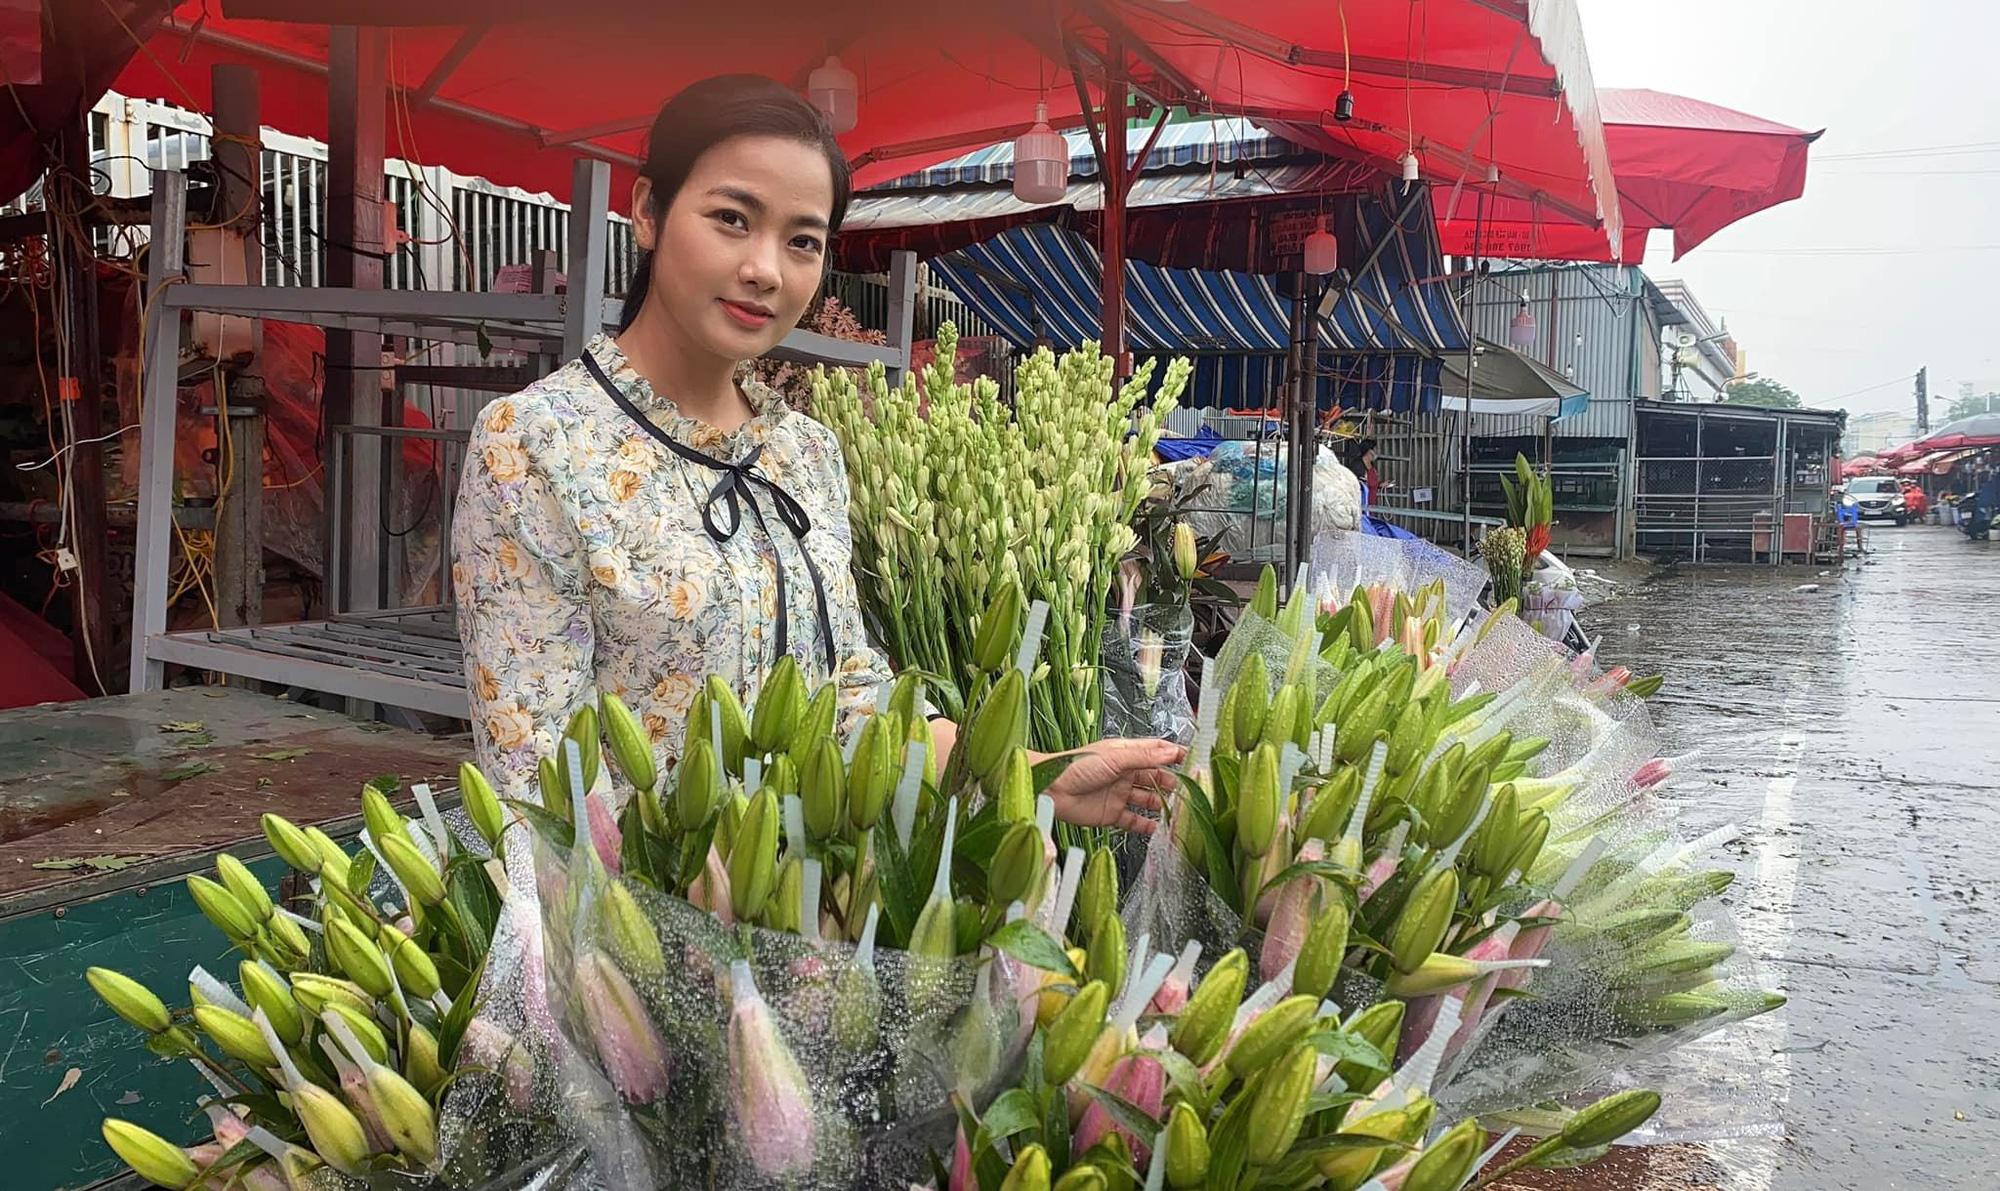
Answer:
[84, 0, 1619, 239]
[1903, 411, 2000, 454]
[1436, 87, 1818, 262]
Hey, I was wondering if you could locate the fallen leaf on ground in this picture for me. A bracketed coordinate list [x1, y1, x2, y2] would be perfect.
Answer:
[117, 1090, 142, 1105]
[161, 762, 218, 782]
[31, 855, 148, 872]
[159, 721, 207, 733]
[248, 748, 311, 762]
[41, 1067, 80, 1106]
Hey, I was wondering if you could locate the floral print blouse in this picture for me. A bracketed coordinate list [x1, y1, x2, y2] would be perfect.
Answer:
[452, 333, 891, 803]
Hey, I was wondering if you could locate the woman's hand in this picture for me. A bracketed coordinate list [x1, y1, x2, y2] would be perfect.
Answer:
[1042, 738, 1186, 834]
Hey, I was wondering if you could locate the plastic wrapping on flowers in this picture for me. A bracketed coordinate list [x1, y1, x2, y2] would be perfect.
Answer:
[1122, 535, 1784, 1134]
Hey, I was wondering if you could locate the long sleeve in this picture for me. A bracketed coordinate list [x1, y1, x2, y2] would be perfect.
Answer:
[454, 403, 598, 803]
[805, 420, 896, 729]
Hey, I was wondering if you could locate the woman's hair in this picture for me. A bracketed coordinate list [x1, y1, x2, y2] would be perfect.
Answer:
[618, 74, 852, 332]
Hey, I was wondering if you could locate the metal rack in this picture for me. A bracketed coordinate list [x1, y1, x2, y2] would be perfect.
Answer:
[130, 159, 917, 716]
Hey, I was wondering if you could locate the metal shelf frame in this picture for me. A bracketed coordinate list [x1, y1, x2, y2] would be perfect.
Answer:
[130, 158, 920, 716]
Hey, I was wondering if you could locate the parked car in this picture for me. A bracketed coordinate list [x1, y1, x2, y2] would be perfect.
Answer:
[1843, 476, 1909, 525]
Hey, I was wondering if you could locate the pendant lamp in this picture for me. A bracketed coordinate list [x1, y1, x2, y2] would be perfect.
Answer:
[1304, 217, 1338, 275]
[1013, 103, 1069, 205]
[808, 56, 858, 134]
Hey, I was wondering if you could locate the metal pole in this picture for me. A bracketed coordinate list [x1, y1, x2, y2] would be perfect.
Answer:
[131, 172, 188, 691]
[1461, 190, 1486, 555]
[1099, 34, 1128, 376]
[211, 64, 267, 633]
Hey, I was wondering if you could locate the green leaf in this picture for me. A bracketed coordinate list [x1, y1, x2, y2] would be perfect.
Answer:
[1041, 1078, 1073, 1169]
[365, 774, 402, 795]
[246, 747, 311, 762]
[446, 856, 501, 965]
[871, 817, 923, 949]
[987, 920, 1080, 980]
[503, 798, 574, 851]
[1173, 772, 1238, 913]
[435, 951, 486, 1068]
[1286, 1130, 1415, 1160]
[1079, 1082, 1164, 1155]
[161, 761, 218, 782]
[1308, 1029, 1390, 1072]
[973, 1087, 1041, 1158]
[1151, 1047, 1214, 1118]
[347, 847, 377, 897]
[29, 854, 146, 872]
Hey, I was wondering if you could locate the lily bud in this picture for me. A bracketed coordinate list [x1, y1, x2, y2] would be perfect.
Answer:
[599, 693, 658, 793]
[86, 967, 171, 1035]
[688, 843, 734, 925]
[996, 747, 1036, 823]
[800, 735, 846, 841]
[1170, 948, 1246, 1066]
[701, 675, 750, 773]
[575, 951, 671, 1104]
[405, 1020, 447, 1097]
[1171, 522, 1198, 581]
[239, 960, 305, 1045]
[459, 1018, 534, 1111]
[325, 1001, 390, 1064]
[1387, 864, 1459, 974]
[729, 789, 780, 922]
[779, 676, 831, 757]
[260, 813, 320, 876]
[101, 1119, 200, 1190]
[213, 854, 272, 925]
[1403, 1117, 1484, 1191]
[599, 879, 666, 982]
[289, 973, 373, 1018]
[1291, 894, 1350, 1002]
[846, 714, 895, 831]
[1164, 1101, 1209, 1186]
[1085, 913, 1126, 997]
[1075, 847, 1118, 939]
[965, 668, 1027, 786]
[1246, 1041, 1318, 1166]
[1562, 1089, 1661, 1149]
[361, 786, 407, 850]
[989, 820, 1044, 908]
[1042, 979, 1110, 1086]
[1260, 841, 1324, 983]
[193, 1004, 279, 1070]
[380, 832, 446, 908]
[1075, 1046, 1165, 1161]
[972, 576, 1024, 674]
[1231, 654, 1270, 752]
[187, 874, 260, 942]
[585, 790, 623, 873]
[266, 911, 313, 967]
[459, 761, 507, 849]
[674, 735, 721, 831]
[292, 1081, 374, 1175]
[378, 923, 443, 1001]
[1224, 994, 1318, 1078]
[1001, 1143, 1052, 1191]
[359, 1053, 439, 1166]
[538, 755, 571, 821]
[326, 917, 396, 999]
[727, 961, 816, 1176]
[750, 655, 807, 755]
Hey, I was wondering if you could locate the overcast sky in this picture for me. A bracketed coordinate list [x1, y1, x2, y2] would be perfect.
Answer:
[1575, 0, 2000, 418]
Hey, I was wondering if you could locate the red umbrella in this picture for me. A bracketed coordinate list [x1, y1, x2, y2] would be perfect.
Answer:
[1904, 411, 2000, 454]
[87, 0, 1619, 225]
[1436, 87, 1818, 262]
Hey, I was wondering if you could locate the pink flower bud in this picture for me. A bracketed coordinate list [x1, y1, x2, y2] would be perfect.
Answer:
[460, 1018, 535, 1112]
[585, 791, 623, 873]
[1260, 841, 1324, 983]
[575, 951, 670, 1104]
[1500, 898, 1562, 992]
[1359, 848, 1403, 903]
[727, 961, 815, 1177]
[1074, 1045, 1166, 1162]
[1438, 922, 1521, 1071]
[1631, 757, 1673, 789]
[948, 1122, 974, 1191]
[688, 844, 734, 925]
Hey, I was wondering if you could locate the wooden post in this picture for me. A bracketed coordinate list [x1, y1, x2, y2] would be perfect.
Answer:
[325, 27, 388, 616]
[210, 65, 267, 632]
[561, 158, 609, 359]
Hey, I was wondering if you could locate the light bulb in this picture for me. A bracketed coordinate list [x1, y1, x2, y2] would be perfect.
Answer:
[1401, 152, 1420, 183]
[1012, 103, 1069, 205]
[808, 56, 859, 134]
[1303, 218, 1338, 275]
[1508, 300, 1538, 350]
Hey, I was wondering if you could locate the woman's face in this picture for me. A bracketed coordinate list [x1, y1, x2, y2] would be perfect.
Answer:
[632, 134, 835, 363]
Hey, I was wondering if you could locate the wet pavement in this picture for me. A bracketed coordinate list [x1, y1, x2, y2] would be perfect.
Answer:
[1573, 524, 2000, 1191]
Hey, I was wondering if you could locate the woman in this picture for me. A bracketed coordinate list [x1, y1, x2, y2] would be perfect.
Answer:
[454, 75, 1179, 836]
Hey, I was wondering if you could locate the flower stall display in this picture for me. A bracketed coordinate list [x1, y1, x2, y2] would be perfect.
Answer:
[813, 324, 1188, 750]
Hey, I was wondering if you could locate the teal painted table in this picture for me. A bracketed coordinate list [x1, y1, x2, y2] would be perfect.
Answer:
[0, 688, 466, 1189]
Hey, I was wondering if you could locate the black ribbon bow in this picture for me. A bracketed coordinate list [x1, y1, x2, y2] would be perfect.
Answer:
[580, 352, 836, 674]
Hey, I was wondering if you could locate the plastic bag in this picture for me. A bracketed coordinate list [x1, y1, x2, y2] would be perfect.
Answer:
[1100, 600, 1197, 744]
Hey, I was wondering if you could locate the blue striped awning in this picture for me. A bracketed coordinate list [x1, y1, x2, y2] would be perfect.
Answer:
[924, 187, 1468, 412]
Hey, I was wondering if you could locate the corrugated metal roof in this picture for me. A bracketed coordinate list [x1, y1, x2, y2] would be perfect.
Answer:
[1461, 264, 1656, 440]
[846, 161, 1373, 233]
[870, 117, 1296, 190]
